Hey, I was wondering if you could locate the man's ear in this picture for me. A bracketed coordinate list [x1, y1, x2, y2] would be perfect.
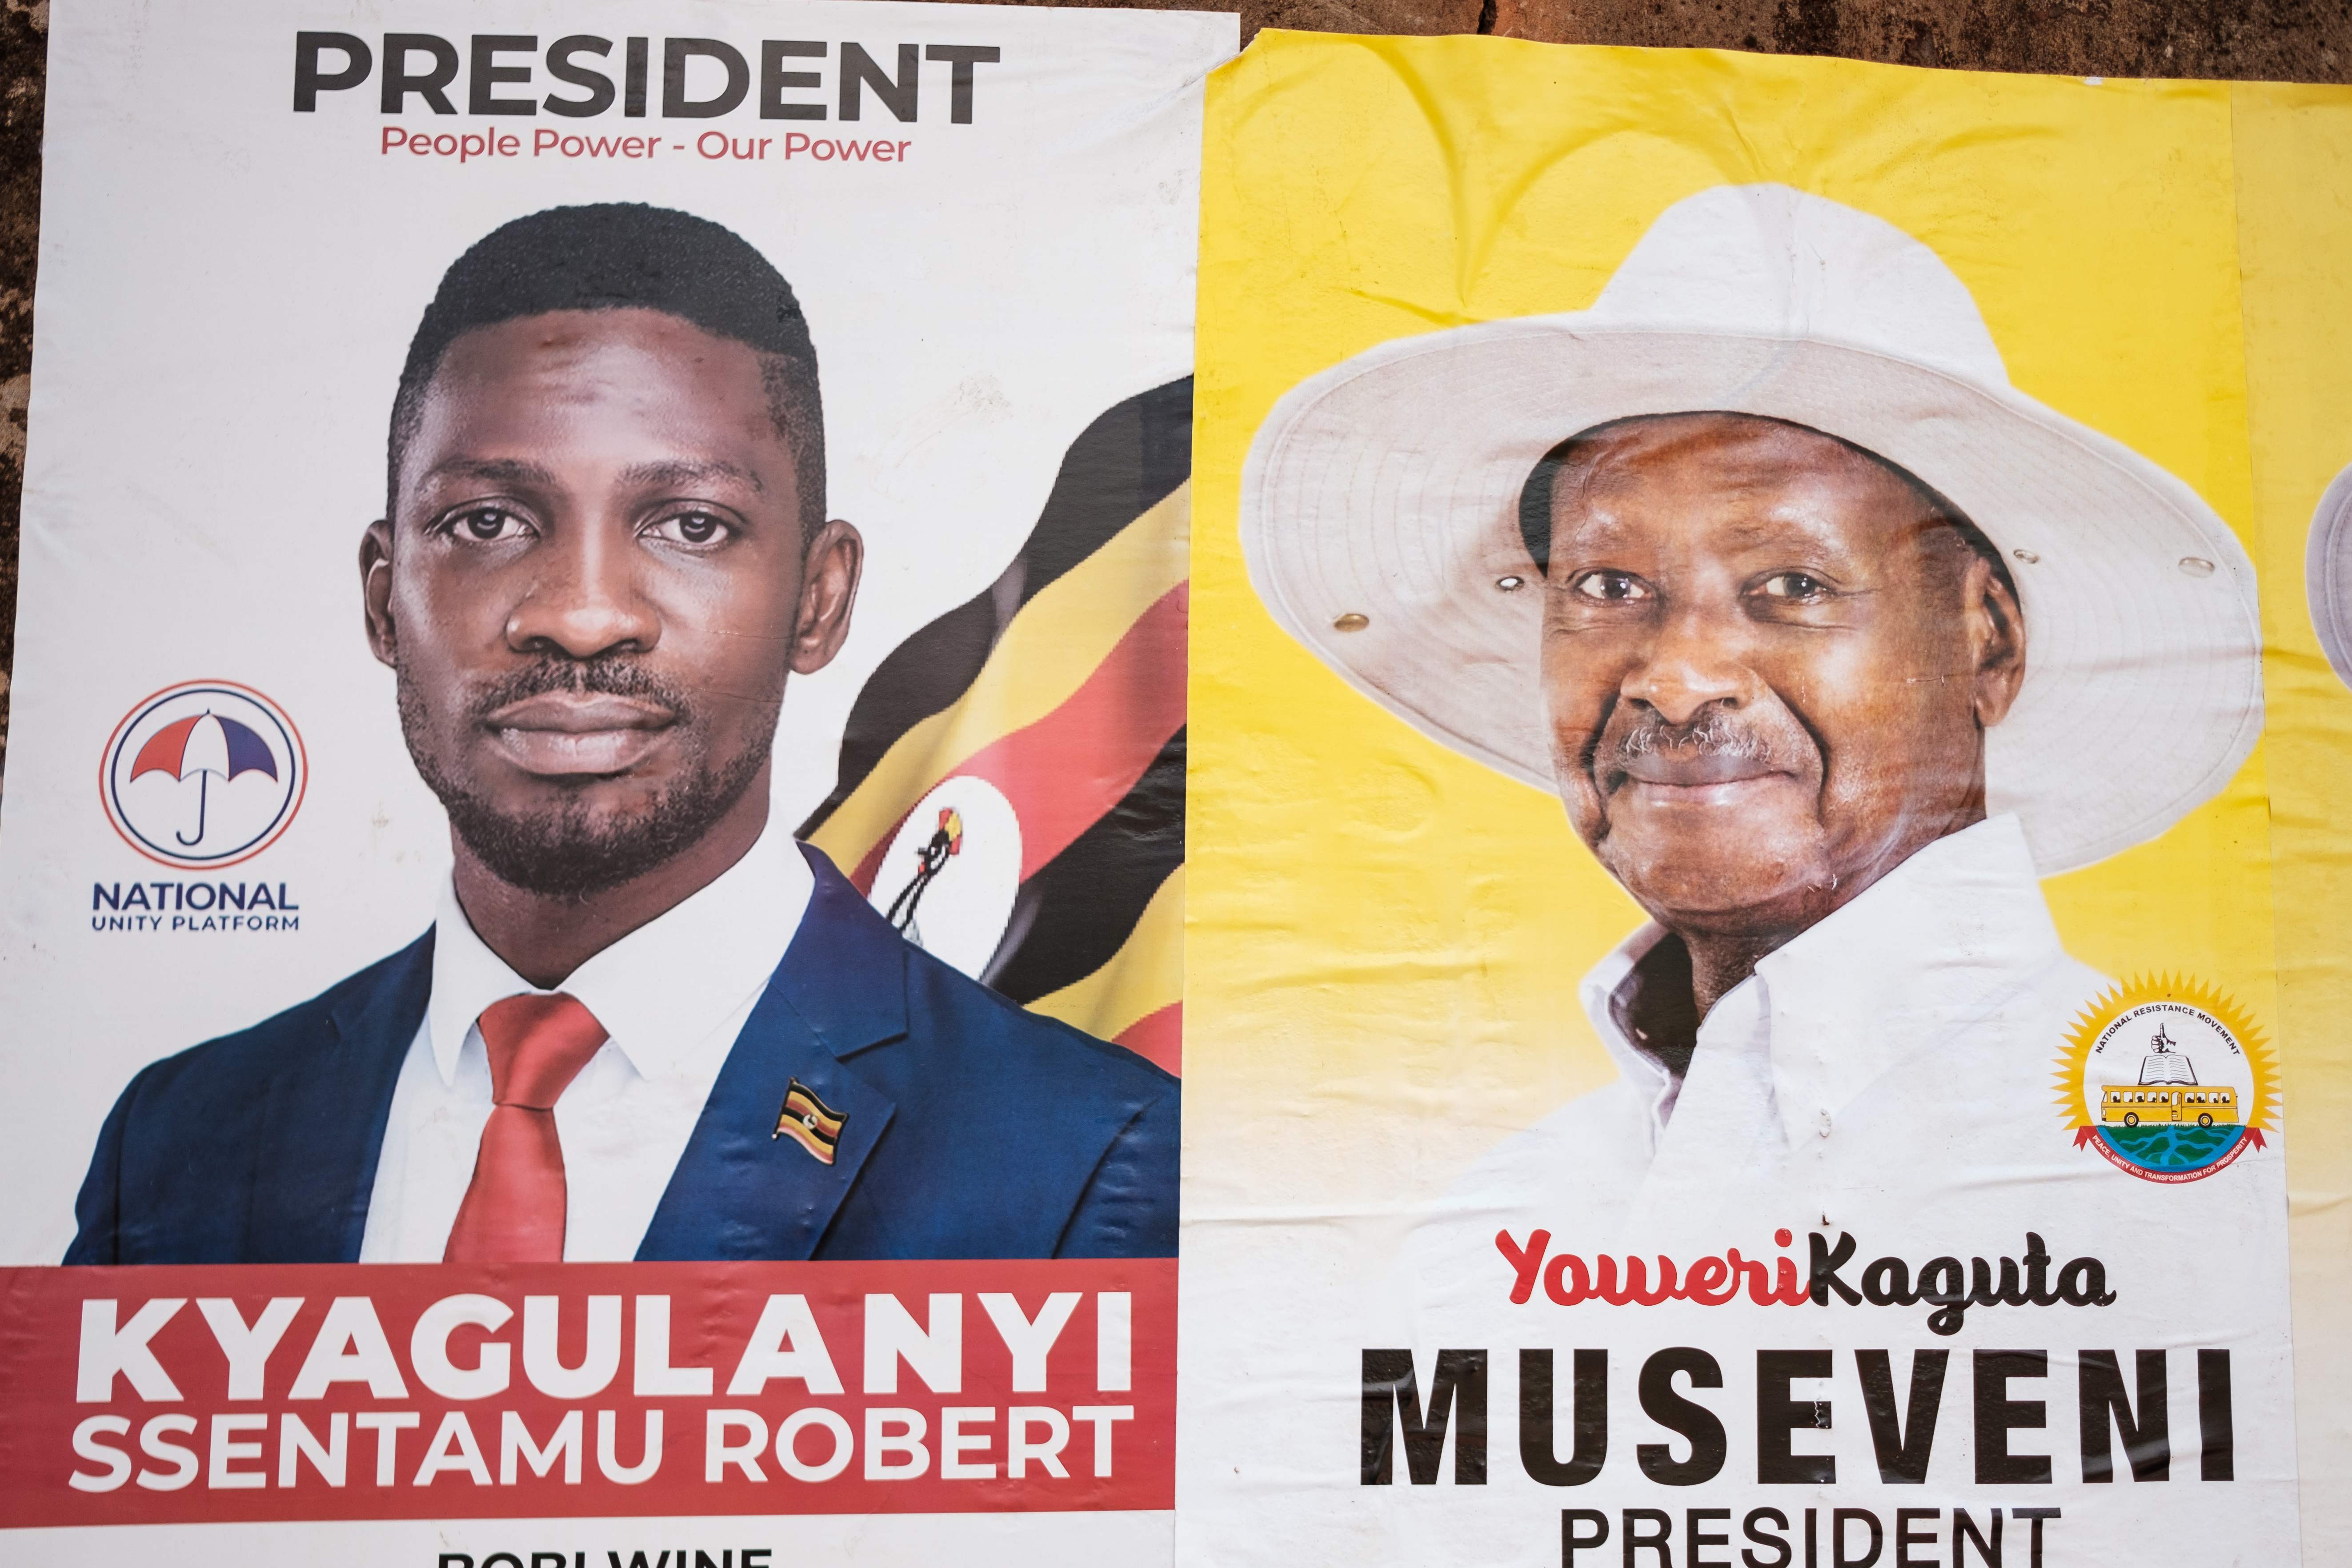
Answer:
[1966, 554, 2027, 729]
[361, 520, 398, 669]
[791, 518, 864, 675]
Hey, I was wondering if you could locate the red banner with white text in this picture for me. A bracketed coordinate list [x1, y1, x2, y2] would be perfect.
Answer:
[0, 1259, 1171, 1526]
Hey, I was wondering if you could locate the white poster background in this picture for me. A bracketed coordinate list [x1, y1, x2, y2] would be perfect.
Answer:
[0, 0, 1226, 1373]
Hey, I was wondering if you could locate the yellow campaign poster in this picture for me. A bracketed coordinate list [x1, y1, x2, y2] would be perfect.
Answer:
[1182, 34, 2347, 1567]
[2233, 85, 2352, 1567]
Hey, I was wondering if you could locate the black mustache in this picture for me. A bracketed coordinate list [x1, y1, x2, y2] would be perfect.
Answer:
[467, 657, 692, 723]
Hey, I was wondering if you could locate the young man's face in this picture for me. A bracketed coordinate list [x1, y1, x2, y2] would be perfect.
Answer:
[1538, 413, 2025, 942]
[363, 307, 859, 897]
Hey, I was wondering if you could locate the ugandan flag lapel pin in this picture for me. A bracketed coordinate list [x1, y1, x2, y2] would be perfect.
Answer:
[774, 1079, 846, 1165]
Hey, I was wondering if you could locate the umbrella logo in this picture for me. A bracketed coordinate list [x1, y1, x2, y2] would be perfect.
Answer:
[100, 681, 306, 869]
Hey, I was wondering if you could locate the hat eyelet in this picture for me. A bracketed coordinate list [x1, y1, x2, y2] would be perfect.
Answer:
[1332, 612, 1370, 633]
[1496, 574, 1526, 592]
[2011, 548, 2039, 564]
[2178, 557, 2216, 577]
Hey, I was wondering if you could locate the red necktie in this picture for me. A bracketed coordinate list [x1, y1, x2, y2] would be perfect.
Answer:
[442, 993, 608, 1263]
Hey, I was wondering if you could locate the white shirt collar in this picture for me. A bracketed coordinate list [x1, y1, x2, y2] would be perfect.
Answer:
[425, 819, 816, 1087]
[1579, 814, 2066, 1149]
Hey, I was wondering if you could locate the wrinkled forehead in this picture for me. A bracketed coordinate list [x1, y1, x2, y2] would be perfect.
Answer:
[1546, 412, 1954, 564]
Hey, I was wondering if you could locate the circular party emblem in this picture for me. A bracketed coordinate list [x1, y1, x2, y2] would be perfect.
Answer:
[2055, 977, 2278, 1183]
[99, 681, 307, 870]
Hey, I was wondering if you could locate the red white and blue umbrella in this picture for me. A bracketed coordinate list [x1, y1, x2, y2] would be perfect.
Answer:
[130, 711, 278, 846]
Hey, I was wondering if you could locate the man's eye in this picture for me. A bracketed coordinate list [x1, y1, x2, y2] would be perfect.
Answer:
[1758, 571, 1830, 600]
[449, 507, 532, 543]
[1571, 570, 1651, 602]
[645, 510, 733, 546]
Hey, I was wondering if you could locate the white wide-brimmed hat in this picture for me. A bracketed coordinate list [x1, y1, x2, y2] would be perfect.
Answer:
[2307, 461, 2352, 690]
[1240, 184, 2263, 874]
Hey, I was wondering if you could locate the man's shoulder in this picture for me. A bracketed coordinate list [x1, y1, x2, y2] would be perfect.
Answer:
[1393, 1080, 1651, 1319]
[754, 865, 1177, 1259]
[786, 844, 1176, 1114]
[1415, 1083, 1653, 1246]
[72, 932, 432, 1266]
[898, 938, 1178, 1108]
[1982, 948, 2112, 1044]
[2046, 952, 2114, 1007]
[1450, 1079, 1651, 1211]
[121, 932, 433, 1113]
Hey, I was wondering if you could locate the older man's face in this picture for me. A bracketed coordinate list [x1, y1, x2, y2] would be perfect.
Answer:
[1539, 413, 2025, 941]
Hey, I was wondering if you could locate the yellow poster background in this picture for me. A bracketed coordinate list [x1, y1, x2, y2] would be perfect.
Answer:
[1186, 33, 2345, 1557]
[2235, 84, 2352, 1562]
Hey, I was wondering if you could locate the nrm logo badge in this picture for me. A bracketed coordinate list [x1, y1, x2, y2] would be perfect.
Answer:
[100, 681, 307, 870]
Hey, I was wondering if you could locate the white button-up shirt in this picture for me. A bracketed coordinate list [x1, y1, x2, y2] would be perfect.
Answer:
[359, 822, 813, 1263]
[1507, 814, 2112, 1247]
[1393, 814, 2297, 1564]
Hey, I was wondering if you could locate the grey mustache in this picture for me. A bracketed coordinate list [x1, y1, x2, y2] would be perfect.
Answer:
[1604, 713, 1776, 769]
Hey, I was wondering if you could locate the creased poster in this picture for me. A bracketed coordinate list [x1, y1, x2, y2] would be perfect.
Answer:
[1181, 35, 2339, 1568]
[0, 1, 1230, 1562]
[2235, 82, 2352, 1568]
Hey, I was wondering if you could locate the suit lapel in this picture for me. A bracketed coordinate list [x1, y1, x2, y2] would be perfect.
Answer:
[637, 846, 906, 1261]
[246, 930, 434, 1263]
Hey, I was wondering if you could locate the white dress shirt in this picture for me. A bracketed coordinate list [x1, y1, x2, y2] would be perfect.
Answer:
[1490, 813, 2113, 1245]
[359, 823, 813, 1263]
[1390, 814, 2298, 1565]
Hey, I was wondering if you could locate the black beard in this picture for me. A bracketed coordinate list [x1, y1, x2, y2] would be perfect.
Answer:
[398, 654, 774, 899]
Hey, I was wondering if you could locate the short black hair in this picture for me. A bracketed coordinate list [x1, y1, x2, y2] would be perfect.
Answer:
[1516, 411, 2017, 600]
[387, 203, 825, 533]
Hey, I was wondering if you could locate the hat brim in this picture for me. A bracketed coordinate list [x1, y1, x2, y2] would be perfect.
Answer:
[2306, 461, 2352, 690]
[1241, 322, 2264, 874]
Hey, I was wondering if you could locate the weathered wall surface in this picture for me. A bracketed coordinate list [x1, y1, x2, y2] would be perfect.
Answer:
[1, 0, 2347, 766]
[1, 0, 46, 775]
[1497, 0, 2351, 78]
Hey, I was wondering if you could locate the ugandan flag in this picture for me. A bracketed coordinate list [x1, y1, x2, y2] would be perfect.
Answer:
[774, 1079, 846, 1164]
[801, 378, 1189, 1074]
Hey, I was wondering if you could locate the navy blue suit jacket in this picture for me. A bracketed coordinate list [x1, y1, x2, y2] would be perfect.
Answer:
[68, 846, 1178, 1263]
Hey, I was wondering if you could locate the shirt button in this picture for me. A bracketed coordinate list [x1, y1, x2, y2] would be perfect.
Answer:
[1817, 1108, 1833, 1139]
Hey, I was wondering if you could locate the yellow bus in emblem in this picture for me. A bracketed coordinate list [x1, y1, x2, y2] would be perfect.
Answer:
[2099, 1084, 2237, 1128]
[2099, 1023, 2238, 1127]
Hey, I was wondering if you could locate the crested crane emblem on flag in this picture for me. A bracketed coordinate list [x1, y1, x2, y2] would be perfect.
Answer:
[869, 781, 1023, 981]
[883, 805, 967, 942]
[100, 682, 307, 869]
[805, 379, 1191, 1075]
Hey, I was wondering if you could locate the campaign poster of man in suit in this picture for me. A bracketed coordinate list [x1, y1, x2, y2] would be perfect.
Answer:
[66, 203, 1180, 1267]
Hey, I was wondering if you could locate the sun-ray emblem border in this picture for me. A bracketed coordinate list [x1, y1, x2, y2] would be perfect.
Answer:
[2055, 974, 2279, 1139]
